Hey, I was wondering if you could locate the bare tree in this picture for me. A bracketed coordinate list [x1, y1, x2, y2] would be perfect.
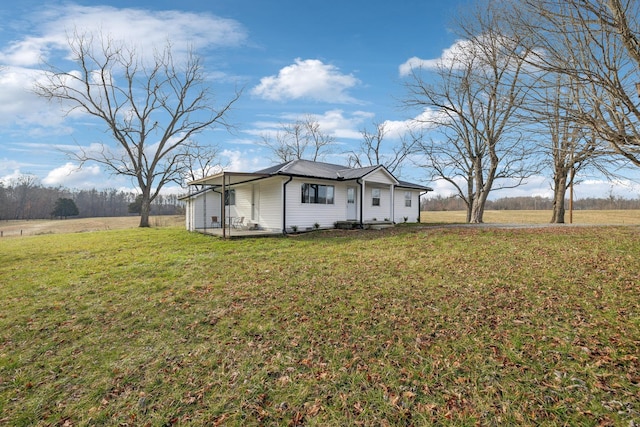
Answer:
[520, 0, 640, 167]
[35, 31, 239, 227]
[346, 121, 418, 176]
[179, 144, 225, 190]
[11, 174, 39, 219]
[261, 115, 334, 163]
[404, 0, 539, 223]
[527, 75, 603, 223]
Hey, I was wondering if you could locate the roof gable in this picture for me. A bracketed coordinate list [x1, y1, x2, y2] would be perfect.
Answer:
[254, 160, 391, 181]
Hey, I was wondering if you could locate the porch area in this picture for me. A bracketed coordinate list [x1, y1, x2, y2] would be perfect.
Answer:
[196, 227, 282, 239]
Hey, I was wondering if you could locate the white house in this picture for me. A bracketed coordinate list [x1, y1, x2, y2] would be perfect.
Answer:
[181, 159, 432, 234]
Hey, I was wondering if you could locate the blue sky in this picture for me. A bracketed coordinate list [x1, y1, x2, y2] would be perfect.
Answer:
[1, 0, 638, 199]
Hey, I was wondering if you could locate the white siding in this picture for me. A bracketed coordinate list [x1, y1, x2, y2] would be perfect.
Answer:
[394, 189, 420, 223]
[184, 174, 425, 233]
[365, 168, 396, 185]
[256, 178, 284, 231]
[226, 185, 252, 225]
[363, 185, 392, 221]
[186, 200, 193, 230]
[285, 178, 351, 231]
[186, 190, 222, 230]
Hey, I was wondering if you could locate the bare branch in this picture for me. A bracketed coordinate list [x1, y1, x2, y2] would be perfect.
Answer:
[260, 115, 334, 163]
[34, 30, 238, 227]
[404, 0, 539, 223]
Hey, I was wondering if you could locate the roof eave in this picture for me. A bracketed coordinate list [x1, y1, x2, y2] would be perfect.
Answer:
[187, 171, 270, 186]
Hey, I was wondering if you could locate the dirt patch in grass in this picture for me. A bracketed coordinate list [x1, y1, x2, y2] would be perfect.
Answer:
[0, 215, 184, 238]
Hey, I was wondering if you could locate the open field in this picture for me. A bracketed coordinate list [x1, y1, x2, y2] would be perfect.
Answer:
[0, 215, 184, 238]
[0, 225, 638, 425]
[421, 209, 640, 225]
[2, 210, 639, 240]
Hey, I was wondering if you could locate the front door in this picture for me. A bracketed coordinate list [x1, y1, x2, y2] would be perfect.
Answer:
[347, 186, 357, 220]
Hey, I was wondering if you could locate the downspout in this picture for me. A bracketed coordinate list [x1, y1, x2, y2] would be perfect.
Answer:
[203, 186, 207, 234]
[187, 185, 192, 231]
[390, 184, 395, 224]
[419, 190, 429, 223]
[357, 178, 364, 229]
[222, 172, 227, 239]
[282, 176, 293, 234]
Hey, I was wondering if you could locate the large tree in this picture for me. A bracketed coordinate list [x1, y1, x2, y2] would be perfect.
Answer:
[51, 197, 79, 219]
[404, 0, 539, 223]
[528, 75, 607, 223]
[521, 0, 640, 167]
[35, 32, 239, 227]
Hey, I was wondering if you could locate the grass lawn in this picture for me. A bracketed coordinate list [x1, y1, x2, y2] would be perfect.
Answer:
[1, 226, 638, 426]
[421, 209, 640, 225]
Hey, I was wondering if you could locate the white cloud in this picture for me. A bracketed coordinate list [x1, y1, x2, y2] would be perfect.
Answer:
[0, 4, 248, 67]
[421, 175, 553, 200]
[246, 109, 372, 141]
[376, 108, 442, 139]
[576, 178, 640, 199]
[399, 39, 474, 76]
[422, 174, 640, 201]
[42, 162, 102, 188]
[315, 110, 371, 139]
[0, 4, 248, 132]
[0, 66, 69, 128]
[251, 58, 360, 103]
[0, 163, 25, 185]
[221, 149, 267, 172]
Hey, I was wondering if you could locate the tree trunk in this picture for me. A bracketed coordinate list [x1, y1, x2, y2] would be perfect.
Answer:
[139, 192, 151, 228]
[551, 173, 567, 223]
[470, 199, 485, 223]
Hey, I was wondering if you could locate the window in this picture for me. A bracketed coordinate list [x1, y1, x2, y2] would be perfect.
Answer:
[301, 183, 334, 204]
[224, 189, 235, 206]
[405, 191, 412, 207]
[372, 188, 380, 206]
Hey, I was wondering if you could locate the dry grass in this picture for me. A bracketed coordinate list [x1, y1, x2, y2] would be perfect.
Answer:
[1, 226, 638, 426]
[421, 209, 640, 225]
[0, 215, 184, 238]
[3, 211, 639, 239]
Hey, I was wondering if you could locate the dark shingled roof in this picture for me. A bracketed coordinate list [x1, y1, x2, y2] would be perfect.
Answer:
[253, 159, 432, 190]
[396, 180, 433, 191]
[255, 159, 380, 180]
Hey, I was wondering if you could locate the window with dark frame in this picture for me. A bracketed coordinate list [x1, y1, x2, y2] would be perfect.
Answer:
[372, 188, 381, 206]
[224, 189, 236, 206]
[301, 183, 334, 204]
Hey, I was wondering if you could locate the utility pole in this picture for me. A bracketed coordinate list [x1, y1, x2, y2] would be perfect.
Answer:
[569, 166, 574, 224]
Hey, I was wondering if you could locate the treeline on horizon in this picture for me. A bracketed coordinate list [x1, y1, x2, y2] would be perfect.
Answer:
[0, 181, 184, 220]
[422, 194, 640, 211]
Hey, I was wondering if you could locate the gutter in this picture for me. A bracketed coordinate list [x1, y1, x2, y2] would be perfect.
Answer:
[282, 176, 293, 234]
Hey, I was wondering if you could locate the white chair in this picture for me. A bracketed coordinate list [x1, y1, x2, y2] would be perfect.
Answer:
[232, 216, 245, 229]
